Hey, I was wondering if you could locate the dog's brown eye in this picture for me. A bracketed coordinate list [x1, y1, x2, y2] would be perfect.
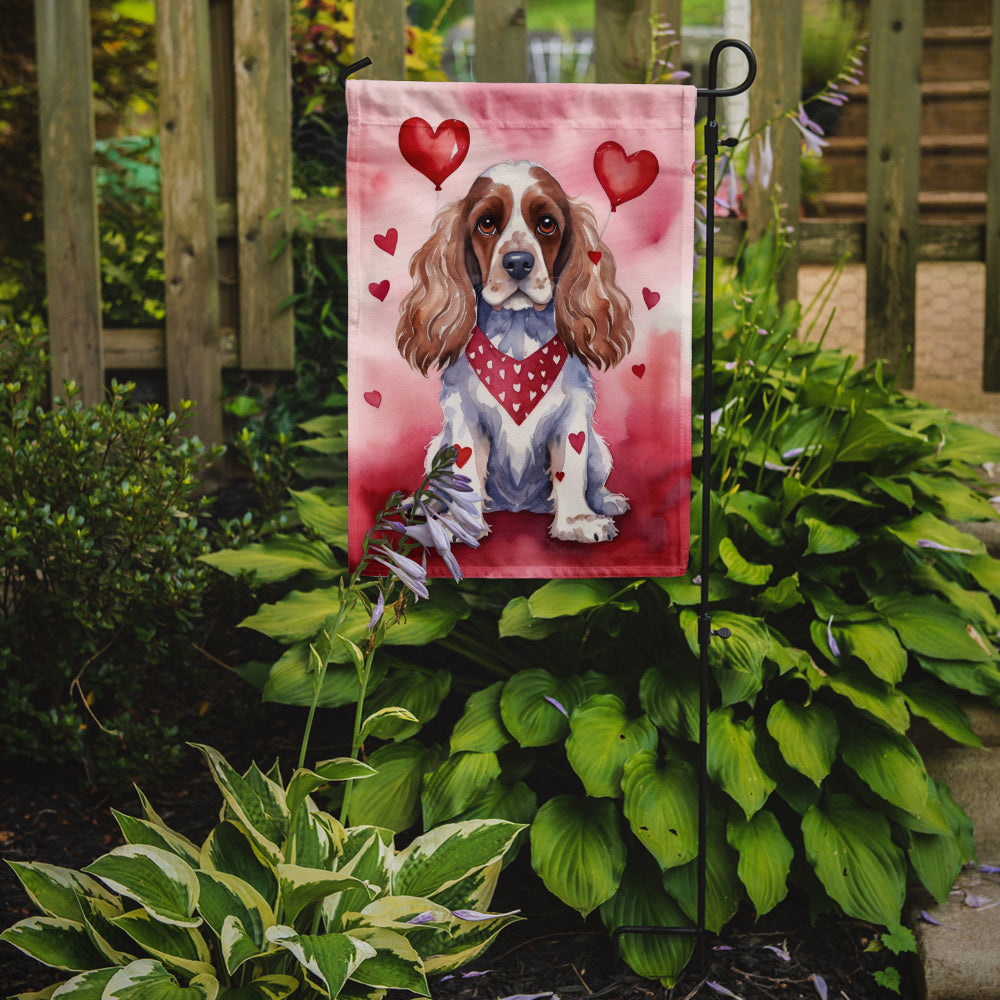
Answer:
[476, 215, 498, 236]
[537, 214, 558, 236]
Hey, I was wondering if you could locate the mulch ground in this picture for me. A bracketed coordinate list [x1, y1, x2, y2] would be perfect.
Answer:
[1, 738, 913, 1000]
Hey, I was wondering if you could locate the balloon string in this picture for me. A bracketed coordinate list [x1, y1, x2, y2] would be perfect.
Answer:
[599, 208, 613, 241]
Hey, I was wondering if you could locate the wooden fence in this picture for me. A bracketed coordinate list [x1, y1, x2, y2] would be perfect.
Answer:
[33, 0, 1000, 444]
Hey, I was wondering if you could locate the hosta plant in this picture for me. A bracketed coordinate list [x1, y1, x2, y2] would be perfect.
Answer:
[1, 744, 523, 999]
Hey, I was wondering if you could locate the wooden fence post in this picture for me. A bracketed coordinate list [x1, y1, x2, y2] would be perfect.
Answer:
[594, 0, 652, 84]
[983, 0, 1000, 390]
[474, 0, 527, 83]
[355, 0, 406, 81]
[34, 0, 104, 405]
[746, 0, 801, 305]
[233, 0, 294, 370]
[157, 0, 223, 444]
[864, 0, 923, 389]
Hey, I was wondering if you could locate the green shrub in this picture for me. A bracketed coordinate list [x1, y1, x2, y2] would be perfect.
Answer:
[0, 317, 220, 783]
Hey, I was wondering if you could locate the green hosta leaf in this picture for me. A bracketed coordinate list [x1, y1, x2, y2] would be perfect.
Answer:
[112, 812, 201, 868]
[322, 829, 393, 931]
[639, 664, 699, 742]
[450, 682, 511, 754]
[392, 820, 524, 901]
[803, 517, 859, 556]
[359, 706, 421, 743]
[83, 846, 200, 928]
[765, 700, 838, 786]
[621, 751, 698, 871]
[599, 853, 694, 987]
[935, 421, 1000, 464]
[497, 596, 565, 639]
[39, 966, 117, 998]
[288, 489, 349, 546]
[191, 746, 287, 863]
[195, 871, 273, 974]
[661, 810, 741, 933]
[966, 553, 1000, 597]
[4, 862, 118, 922]
[453, 779, 538, 827]
[76, 894, 135, 966]
[718, 537, 772, 585]
[277, 865, 374, 925]
[338, 590, 469, 651]
[530, 795, 626, 917]
[260, 643, 387, 709]
[727, 811, 793, 917]
[526, 579, 617, 617]
[200, 822, 278, 910]
[565, 695, 658, 798]
[285, 759, 376, 822]
[654, 573, 737, 606]
[866, 474, 914, 509]
[200, 536, 342, 584]
[835, 410, 927, 463]
[839, 718, 928, 816]
[265, 926, 375, 998]
[874, 594, 995, 662]
[906, 472, 998, 521]
[216, 976, 299, 1000]
[707, 708, 776, 818]
[362, 667, 451, 740]
[886, 512, 985, 556]
[499, 670, 584, 747]
[835, 621, 907, 684]
[755, 573, 804, 614]
[724, 490, 784, 545]
[103, 959, 218, 1000]
[345, 926, 428, 994]
[802, 793, 906, 926]
[809, 661, 910, 732]
[901, 680, 982, 748]
[909, 807, 966, 905]
[423, 906, 522, 975]
[421, 751, 502, 828]
[0, 916, 107, 971]
[111, 908, 214, 977]
[680, 610, 770, 706]
[916, 655, 1000, 697]
[347, 740, 442, 832]
[911, 562, 1000, 633]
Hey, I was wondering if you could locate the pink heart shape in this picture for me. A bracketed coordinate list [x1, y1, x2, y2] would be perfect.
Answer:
[642, 287, 660, 310]
[594, 141, 659, 211]
[588, 250, 602, 265]
[632, 364, 646, 379]
[369, 280, 390, 301]
[364, 390, 382, 408]
[569, 431, 586, 454]
[398, 118, 471, 190]
[374, 228, 398, 255]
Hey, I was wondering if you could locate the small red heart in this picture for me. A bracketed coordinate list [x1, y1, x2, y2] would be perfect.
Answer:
[642, 287, 660, 310]
[369, 280, 390, 301]
[554, 471, 566, 482]
[632, 364, 646, 379]
[454, 444, 472, 468]
[374, 229, 398, 255]
[588, 250, 602, 265]
[569, 431, 586, 454]
[363, 390, 382, 408]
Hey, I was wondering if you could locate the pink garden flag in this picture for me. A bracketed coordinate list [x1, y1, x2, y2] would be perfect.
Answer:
[346, 80, 696, 578]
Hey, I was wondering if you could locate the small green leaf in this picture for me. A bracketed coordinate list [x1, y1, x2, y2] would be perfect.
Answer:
[421, 751, 502, 828]
[288, 489, 348, 547]
[875, 594, 995, 662]
[901, 680, 982, 748]
[499, 670, 584, 747]
[765, 700, 838, 786]
[718, 537, 773, 585]
[839, 718, 929, 817]
[707, 707, 776, 818]
[526, 579, 617, 618]
[639, 664, 699, 742]
[346, 740, 441, 832]
[450, 682, 511, 754]
[200, 536, 342, 584]
[803, 517, 859, 555]
[497, 597, 565, 639]
[727, 811, 793, 917]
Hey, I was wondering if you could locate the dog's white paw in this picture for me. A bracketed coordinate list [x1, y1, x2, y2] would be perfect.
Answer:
[600, 491, 629, 516]
[550, 513, 619, 543]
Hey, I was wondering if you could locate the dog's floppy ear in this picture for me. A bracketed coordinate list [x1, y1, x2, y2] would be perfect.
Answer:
[396, 201, 478, 375]
[554, 197, 634, 369]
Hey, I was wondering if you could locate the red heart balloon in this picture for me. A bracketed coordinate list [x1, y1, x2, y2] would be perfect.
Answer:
[594, 141, 659, 211]
[398, 118, 470, 190]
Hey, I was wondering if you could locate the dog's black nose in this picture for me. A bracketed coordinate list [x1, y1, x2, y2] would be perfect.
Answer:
[503, 251, 535, 281]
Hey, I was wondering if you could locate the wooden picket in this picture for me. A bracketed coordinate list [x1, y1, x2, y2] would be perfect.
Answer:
[30, 0, 1000, 446]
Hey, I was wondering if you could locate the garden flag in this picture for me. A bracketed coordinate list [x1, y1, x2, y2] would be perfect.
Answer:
[347, 79, 696, 578]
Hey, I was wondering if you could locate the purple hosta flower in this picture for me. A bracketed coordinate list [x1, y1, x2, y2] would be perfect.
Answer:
[367, 590, 385, 631]
[812, 974, 828, 1000]
[919, 909, 958, 929]
[370, 544, 429, 600]
[441, 970, 493, 982]
[544, 695, 569, 718]
[827, 616, 842, 657]
[979, 864, 1000, 874]
[747, 124, 774, 191]
[791, 104, 829, 156]
[707, 983, 742, 999]
[917, 538, 973, 555]
[497, 994, 558, 1000]
[763, 944, 791, 962]
[715, 158, 741, 215]
[407, 911, 438, 925]
[451, 908, 521, 921]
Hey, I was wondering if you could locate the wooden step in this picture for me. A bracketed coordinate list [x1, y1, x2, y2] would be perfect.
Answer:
[813, 190, 987, 222]
[922, 25, 993, 83]
[922, 0, 992, 28]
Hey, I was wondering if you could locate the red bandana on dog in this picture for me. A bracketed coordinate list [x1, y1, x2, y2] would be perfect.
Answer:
[464, 327, 567, 425]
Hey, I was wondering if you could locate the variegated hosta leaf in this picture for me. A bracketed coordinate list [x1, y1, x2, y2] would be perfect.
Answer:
[452, 779, 538, 828]
[344, 926, 429, 995]
[277, 865, 376, 925]
[112, 811, 201, 868]
[499, 669, 585, 747]
[323, 829, 393, 931]
[391, 820, 524, 901]
[214, 975, 299, 1000]
[347, 740, 442, 832]
[110, 908, 214, 979]
[599, 853, 694, 987]
[0, 916, 107, 971]
[421, 906, 522, 975]
[77, 894, 136, 966]
[288, 801, 343, 870]
[265, 926, 375, 998]
[765, 700, 838, 786]
[707, 707, 776, 819]
[200, 822, 278, 910]
[191, 746, 288, 863]
[102, 958, 218, 999]
[838, 718, 929, 817]
[802, 793, 906, 926]
[529, 795, 626, 917]
[565, 695, 657, 799]
[727, 810, 793, 917]
[4, 861, 118, 922]
[621, 751, 699, 871]
[285, 760, 375, 823]
[450, 682, 511, 754]
[195, 871, 274, 974]
[83, 846, 200, 928]
[46, 966, 118, 997]
[421, 751, 501, 829]
[420, 860, 501, 917]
